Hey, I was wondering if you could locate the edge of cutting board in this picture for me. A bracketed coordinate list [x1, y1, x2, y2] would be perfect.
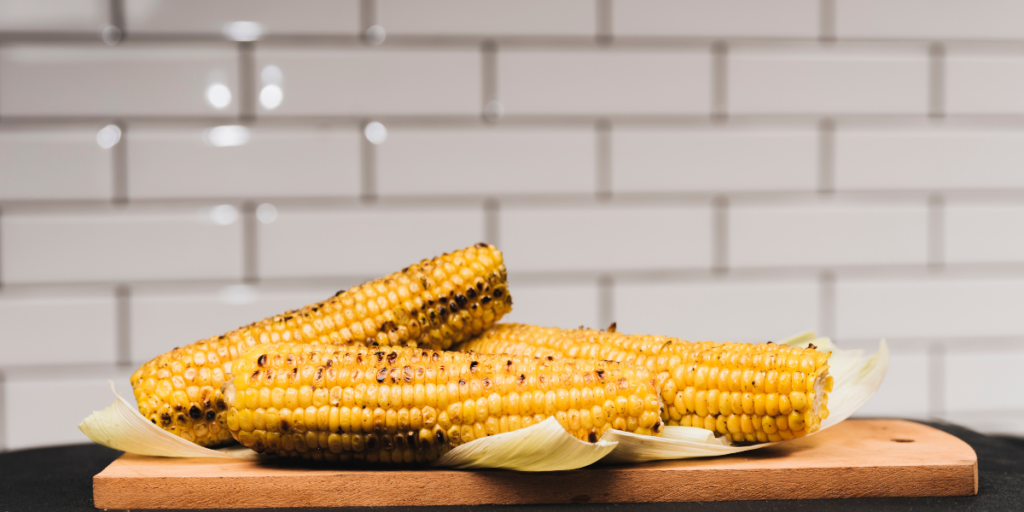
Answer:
[94, 419, 978, 509]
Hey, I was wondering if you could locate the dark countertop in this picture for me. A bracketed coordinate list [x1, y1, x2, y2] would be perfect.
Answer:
[1, 421, 1021, 512]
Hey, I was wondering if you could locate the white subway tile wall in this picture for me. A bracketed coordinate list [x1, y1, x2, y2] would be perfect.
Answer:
[1, 0, 1021, 450]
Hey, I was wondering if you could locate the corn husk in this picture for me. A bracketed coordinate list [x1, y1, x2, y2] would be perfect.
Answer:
[78, 382, 251, 459]
[79, 333, 887, 470]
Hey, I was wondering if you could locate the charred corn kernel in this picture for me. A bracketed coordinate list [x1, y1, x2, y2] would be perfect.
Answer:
[132, 244, 511, 447]
[226, 343, 663, 463]
[455, 323, 831, 444]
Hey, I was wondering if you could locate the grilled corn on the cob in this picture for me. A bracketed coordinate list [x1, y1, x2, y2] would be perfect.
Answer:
[456, 323, 832, 443]
[224, 342, 664, 463]
[131, 244, 512, 447]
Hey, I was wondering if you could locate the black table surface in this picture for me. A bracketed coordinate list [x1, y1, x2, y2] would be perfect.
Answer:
[1, 421, 1021, 512]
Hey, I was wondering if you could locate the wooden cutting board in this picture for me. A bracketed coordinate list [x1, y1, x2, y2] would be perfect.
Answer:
[93, 419, 977, 509]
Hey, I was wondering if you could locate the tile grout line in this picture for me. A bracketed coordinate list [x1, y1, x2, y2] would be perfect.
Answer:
[819, 0, 836, 43]
[819, 270, 836, 338]
[115, 284, 131, 365]
[360, 120, 377, 201]
[109, 0, 125, 38]
[242, 201, 259, 283]
[818, 118, 835, 194]
[929, 43, 946, 120]
[595, 119, 612, 199]
[598, 274, 614, 329]
[481, 40, 498, 121]
[928, 342, 946, 418]
[711, 41, 728, 120]
[112, 120, 128, 204]
[928, 193, 946, 271]
[484, 198, 500, 247]
[596, 0, 613, 44]
[239, 42, 257, 122]
[359, 0, 376, 37]
[712, 196, 729, 274]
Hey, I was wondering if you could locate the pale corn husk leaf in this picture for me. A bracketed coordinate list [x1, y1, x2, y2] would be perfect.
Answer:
[78, 382, 249, 459]
[602, 335, 889, 464]
[433, 417, 617, 471]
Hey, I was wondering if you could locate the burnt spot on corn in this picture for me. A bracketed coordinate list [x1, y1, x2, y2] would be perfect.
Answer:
[455, 294, 468, 306]
[466, 288, 477, 300]
[475, 242, 489, 248]
[588, 431, 598, 443]
[431, 352, 441, 362]
[375, 352, 385, 362]
[206, 410, 216, 421]
[436, 429, 446, 444]
[546, 356, 554, 361]
[188, 406, 202, 420]
[482, 377, 492, 389]
[325, 359, 333, 368]
[216, 399, 227, 411]
[176, 414, 188, 426]
[506, 360, 513, 371]
[257, 354, 268, 367]
[387, 352, 398, 365]
[653, 421, 664, 434]
[280, 420, 290, 432]
[470, 361, 479, 372]
[517, 374, 526, 384]
[377, 368, 388, 383]
[596, 369, 606, 381]
[403, 366, 413, 382]
[283, 315, 293, 321]
[160, 413, 172, 426]
[493, 288, 504, 298]
[315, 368, 323, 381]
[356, 354, 363, 364]
[538, 375, 546, 384]
[476, 282, 484, 292]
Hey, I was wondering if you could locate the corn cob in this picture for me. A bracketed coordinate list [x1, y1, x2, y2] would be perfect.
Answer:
[131, 243, 511, 447]
[456, 323, 833, 443]
[224, 342, 664, 463]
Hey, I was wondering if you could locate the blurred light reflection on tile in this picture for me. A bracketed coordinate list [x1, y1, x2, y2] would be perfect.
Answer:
[365, 25, 387, 45]
[260, 84, 283, 109]
[95, 124, 121, 149]
[202, 125, 250, 147]
[364, 121, 388, 144]
[256, 203, 278, 224]
[205, 83, 232, 109]
[208, 204, 239, 225]
[219, 284, 258, 305]
[223, 21, 263, 41]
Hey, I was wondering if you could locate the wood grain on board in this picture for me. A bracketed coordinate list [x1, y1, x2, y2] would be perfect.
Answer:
[93, 419, 978, 509]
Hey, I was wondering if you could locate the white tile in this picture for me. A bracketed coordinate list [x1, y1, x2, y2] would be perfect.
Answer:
[4, 366, 135, 451]
[614, 279, 819, 343]
[851, 348, 929, 419]
[729, 201, 928, 268]
[0, 126, 113, 201]
[502, 281, 600, 329]
[614, 0, 818, 38]
[0, 44, 239, 117]
[1, 207, 244, 284]
[258, 206, 486, 279]
[946, 204, 1024, 264]
[836, 127, 1024, 190]
[729, 47, 928, 115]
[0, 0, 107, 32]
[254, 48, 479, 116]
[130, 283, 348, 364]
[0, 288, 116, 366]
[836, 0, 1024, 40]
[837, 278, 1024, 339]
[125, 0, 359, 35]
[501, 205, 712, 272]
[379, 0, 595, 36]
[127, 125, 360, 199]
[499, 49, 711, 115]
[947, 50, 1024, 114]
[612, 126, 817, 193]
[377, 127, 595, 196]
[940, 410, 1024, 437]
[945, 347, 1024, 413]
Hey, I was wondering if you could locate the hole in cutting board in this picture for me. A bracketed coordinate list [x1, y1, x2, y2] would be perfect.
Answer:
[891, 439, 915, 443]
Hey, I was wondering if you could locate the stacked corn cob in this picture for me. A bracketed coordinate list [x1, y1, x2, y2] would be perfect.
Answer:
[131, 243, 511, 447]
[223, 342, 663, 463]
[455, 323, 832, 443]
